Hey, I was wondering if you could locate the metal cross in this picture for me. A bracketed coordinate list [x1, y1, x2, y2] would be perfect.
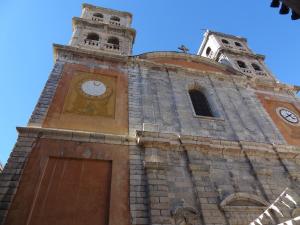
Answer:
[178, 45, 189, 53]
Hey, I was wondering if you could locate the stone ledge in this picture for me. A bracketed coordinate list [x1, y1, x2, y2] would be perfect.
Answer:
[16, 126, 136, 146]
[136, 130, 300, 158]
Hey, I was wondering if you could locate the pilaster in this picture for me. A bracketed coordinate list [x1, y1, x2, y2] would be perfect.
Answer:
[144, 148, 171, 225]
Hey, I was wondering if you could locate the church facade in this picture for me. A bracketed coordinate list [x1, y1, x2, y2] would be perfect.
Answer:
[1, 4, 300, 225]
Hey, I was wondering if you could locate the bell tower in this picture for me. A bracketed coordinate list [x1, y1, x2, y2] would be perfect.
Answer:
[0, 4, 134, 225]
[70, 4, 135, 55]
[198, 30, 275, 79]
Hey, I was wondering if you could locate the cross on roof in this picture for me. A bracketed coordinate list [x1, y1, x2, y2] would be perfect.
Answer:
[178, 45, 189, 53]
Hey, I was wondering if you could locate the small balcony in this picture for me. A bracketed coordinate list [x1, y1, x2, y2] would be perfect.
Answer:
[83, 39, 101, 47]
[91, 16, 104, 22]
[241, 68, 252, 74]
[104, 43, 120, 51]
[109, 20, 121, 26]
[255, 71, 267, 76]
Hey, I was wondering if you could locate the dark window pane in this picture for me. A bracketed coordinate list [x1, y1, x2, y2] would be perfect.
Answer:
[189, 90, 213, 117]
[222, 39, 229, 44]
[237, 60, 247, 68]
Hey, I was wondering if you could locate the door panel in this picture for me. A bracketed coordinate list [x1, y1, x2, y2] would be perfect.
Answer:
[28, 158, 112, 225]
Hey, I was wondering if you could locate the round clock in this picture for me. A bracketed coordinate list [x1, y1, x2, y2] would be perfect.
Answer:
[277, 107, 299, 124]
[81, 80, 106, 97]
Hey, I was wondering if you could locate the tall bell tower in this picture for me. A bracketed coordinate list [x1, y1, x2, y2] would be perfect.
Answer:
[198, 30, 275, 79]
[70, 4, 135, 55]
[0, 4, 135, 225]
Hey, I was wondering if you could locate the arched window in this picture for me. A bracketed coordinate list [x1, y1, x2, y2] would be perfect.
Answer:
[107, 37, 119, 45]
[234, 42, 242, 47]
[93, 13, 103, 18]
[189, 90, 213, 117]
[86, 33, 99, 41]
[110, 16, 120, 22]
[222, 39, 229, 44]
[237, 60, 247, 68]
[206, 47, 211, 56]
[251, 63, 261, 71]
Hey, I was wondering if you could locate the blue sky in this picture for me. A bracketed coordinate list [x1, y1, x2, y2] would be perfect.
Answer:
[0, 0, 299, 164]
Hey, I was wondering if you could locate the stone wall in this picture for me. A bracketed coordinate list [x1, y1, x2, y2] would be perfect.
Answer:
[134, 131, 300, 225]
[127, 60, 286, 145]
[28, 62, 65, 127]
[0, 132, 38, 224]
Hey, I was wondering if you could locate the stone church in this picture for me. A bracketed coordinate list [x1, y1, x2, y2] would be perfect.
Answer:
[1, 3, 300, 225]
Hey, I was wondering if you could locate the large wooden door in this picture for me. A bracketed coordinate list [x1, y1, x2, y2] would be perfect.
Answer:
[4, 139, 129, 225]
[28, 158, 112, 225]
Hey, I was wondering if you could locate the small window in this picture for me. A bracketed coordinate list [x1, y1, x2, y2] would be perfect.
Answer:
[110, 16, 120, 22]
[189, 90, 213, 117]
[107, 36, 119, 45]
[251, 63, 261, 71]
[222, 39, 229, 44]
[206, 47, 211, 56]
[93, 13, 103, 18]
[86, 33, 99, 41]
[235, 42, 242, 47]
[237, 60, 247, 68]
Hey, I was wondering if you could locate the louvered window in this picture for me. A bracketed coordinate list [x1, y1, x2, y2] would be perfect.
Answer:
[189, 90, 213, 117]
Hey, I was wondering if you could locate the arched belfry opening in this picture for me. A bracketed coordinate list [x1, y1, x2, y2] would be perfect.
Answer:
[110, 16, 120, 22]
[93, 13, 103, 18]
[252, 63, 262, 71]
[189, 89, 213, 117]
[86, 33, 100, 41]
[107, 36, 119, 45]
[107, 36, 120, 50]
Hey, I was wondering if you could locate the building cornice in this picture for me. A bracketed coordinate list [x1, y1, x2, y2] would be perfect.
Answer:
[17, 126, 136, 146]
[72, 17, 136, 41]
[136, 130, 300, 160]
[53, 43, 130, 63]
[217, 48, 265, 60]
[82, 3, 133, 19]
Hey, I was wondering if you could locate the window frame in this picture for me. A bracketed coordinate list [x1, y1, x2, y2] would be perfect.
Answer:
[221, 39, 230, 44]
[187, 88, 224, 121]
[237, 60, 247, 69]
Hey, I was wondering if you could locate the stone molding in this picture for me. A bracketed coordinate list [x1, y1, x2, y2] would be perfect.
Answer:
[136, 130, 300, 159]
[218, 47, 265, 60]
[219, 192, 269, 209]
[82, 3, 133, 18]
[53, 44, 130, 63]
[17, 126, 136, 146]
[72, 17, 136, 39]
[144, 161, 168, 170]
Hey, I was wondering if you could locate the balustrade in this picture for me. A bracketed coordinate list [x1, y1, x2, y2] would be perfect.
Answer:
[105, 43, 120, 51]
[91, 16, 104, 22]
[83, 39, 101, 47]
[109, 20, 121, 26]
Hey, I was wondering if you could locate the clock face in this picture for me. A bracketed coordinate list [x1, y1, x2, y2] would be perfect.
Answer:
[278, 108, 299, 124]
[81, 80, 106, 97]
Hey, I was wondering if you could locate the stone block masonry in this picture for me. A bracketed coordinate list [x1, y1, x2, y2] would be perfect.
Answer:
[135, 131, 300, 225]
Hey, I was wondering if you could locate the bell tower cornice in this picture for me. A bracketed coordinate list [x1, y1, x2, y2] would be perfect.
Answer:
[72, 17, 136, 40]
[82, 3, 133, 22]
